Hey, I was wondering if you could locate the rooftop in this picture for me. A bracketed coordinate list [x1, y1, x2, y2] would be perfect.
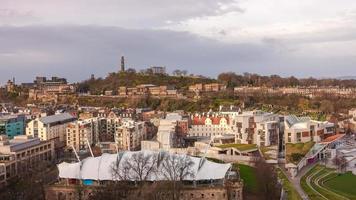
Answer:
[216, 144, 258, 152]
[39, 113, 76, 125]
[58, 151, 232, 181]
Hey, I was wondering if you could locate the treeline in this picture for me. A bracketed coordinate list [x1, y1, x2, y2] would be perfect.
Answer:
[218, 72, 356, 88]
[76, 71, 215, 95]
[77, 70, 356, 95]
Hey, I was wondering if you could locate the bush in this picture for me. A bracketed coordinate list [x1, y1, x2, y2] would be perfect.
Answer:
[291, 153, 304, 163]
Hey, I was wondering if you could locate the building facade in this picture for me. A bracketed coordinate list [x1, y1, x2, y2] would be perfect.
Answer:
[284, 115, 335, 143]
[26, 113, 76, 147]
[0, 114, 26, 139]
[0, 135, 54, 187]
[66, 121, 94, 152]
[115, 120, 145, 151]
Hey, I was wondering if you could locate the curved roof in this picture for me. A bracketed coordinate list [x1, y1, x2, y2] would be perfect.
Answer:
[58, 150, 231, 181]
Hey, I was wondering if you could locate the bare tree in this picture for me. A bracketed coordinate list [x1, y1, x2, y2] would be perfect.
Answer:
[254, 158, 281, 200]
[159, 154, 195, 200]
[110, 152, 159, 199]
[160, 154, 194, 181]
[332, 155, 347, 173]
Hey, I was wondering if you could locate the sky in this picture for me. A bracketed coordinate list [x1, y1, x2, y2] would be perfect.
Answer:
[1, 0, 356, 84]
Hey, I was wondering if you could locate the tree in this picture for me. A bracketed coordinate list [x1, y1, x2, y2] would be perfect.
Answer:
[111, 152, 158, 182]
[126, 68, 136, 74]
[332, 155, 347, 173]
[172, 70, 182, 76]
[160, 154, 195, 200]
[0, 161, 56, 200]
[254, 158, 281, 200]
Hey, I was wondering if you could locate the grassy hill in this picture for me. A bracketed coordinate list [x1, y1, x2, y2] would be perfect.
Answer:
[76, 71, 217, 95]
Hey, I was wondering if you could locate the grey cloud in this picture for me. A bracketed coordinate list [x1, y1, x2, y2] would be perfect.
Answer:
[0, 25, 355, 85]
[0, 0, 242, 27]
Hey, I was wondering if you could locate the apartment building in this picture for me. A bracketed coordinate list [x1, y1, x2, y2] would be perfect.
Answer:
[0, 135, 54, 187]
[115, 119, 145, 151]
[231, 110, 280, 146]
[0, 114, 26, 139]
[66, 121, 94, 152]
[26, 113, 76, 147]
[284, 115, 335, 143]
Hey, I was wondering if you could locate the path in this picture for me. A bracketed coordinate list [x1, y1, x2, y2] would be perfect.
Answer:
[279, 163, 311, 200]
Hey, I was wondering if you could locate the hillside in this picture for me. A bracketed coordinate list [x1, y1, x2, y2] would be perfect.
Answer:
[76, 71, 217, 95]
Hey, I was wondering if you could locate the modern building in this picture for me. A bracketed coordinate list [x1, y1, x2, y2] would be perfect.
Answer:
[115, 119, 145, 151]
[46, 151, 243, 200]
[0, 135, 54, 187]
[66, 121, 94, 152]
[231, 110, 280, 146]
[0, 114, 26, 139]
[284, 115, 335, 143]
[26, 113, 77, 147]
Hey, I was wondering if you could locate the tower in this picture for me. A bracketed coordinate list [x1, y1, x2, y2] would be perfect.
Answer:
[120, 56, 125, 72]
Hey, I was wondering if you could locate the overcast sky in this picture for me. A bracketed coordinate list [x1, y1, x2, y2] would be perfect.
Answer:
[1, 0, 356, 84]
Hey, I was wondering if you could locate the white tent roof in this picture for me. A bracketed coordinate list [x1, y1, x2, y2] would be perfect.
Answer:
[58, 150, 232, 181]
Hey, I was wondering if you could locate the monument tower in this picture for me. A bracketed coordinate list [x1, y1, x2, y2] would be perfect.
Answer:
[120, 56, 125, 72]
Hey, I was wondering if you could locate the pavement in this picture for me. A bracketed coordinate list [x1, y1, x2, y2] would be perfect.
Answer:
[278, 162, 318, 200]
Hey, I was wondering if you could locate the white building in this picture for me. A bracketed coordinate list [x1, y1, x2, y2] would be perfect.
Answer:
[284, 115, 335, 143]
[115, 119, 145, 151]
[26, 113, 76, 146]
[230, 110, 280, 146]
[157, 119, 177, 150]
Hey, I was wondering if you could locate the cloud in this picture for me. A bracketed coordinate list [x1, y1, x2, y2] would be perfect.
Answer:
[0, 25, 356, 85]
[0, 0, 242, 27]
[0, 8, 37, 25]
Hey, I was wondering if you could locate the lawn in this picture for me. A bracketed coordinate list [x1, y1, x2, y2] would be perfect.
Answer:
[286, 141, 315, 164]
[260, 146, 278, 160]
[216, 143, 258, 152]
[234, 163, 259, 193]
[277, 168, 302, 200]
[323, 171, 356, 199]
[301, 165, 355, 200]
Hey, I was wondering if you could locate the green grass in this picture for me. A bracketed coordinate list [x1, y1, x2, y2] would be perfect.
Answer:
[286, 141, 315, 164]
[234, 163, 259, 193]
[216, 143, 258, 152]
[301, 165, 355, 200]
[301, 165, 329, 200]
[277, 168, 302, 200]
[323, 171, 356, 199]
